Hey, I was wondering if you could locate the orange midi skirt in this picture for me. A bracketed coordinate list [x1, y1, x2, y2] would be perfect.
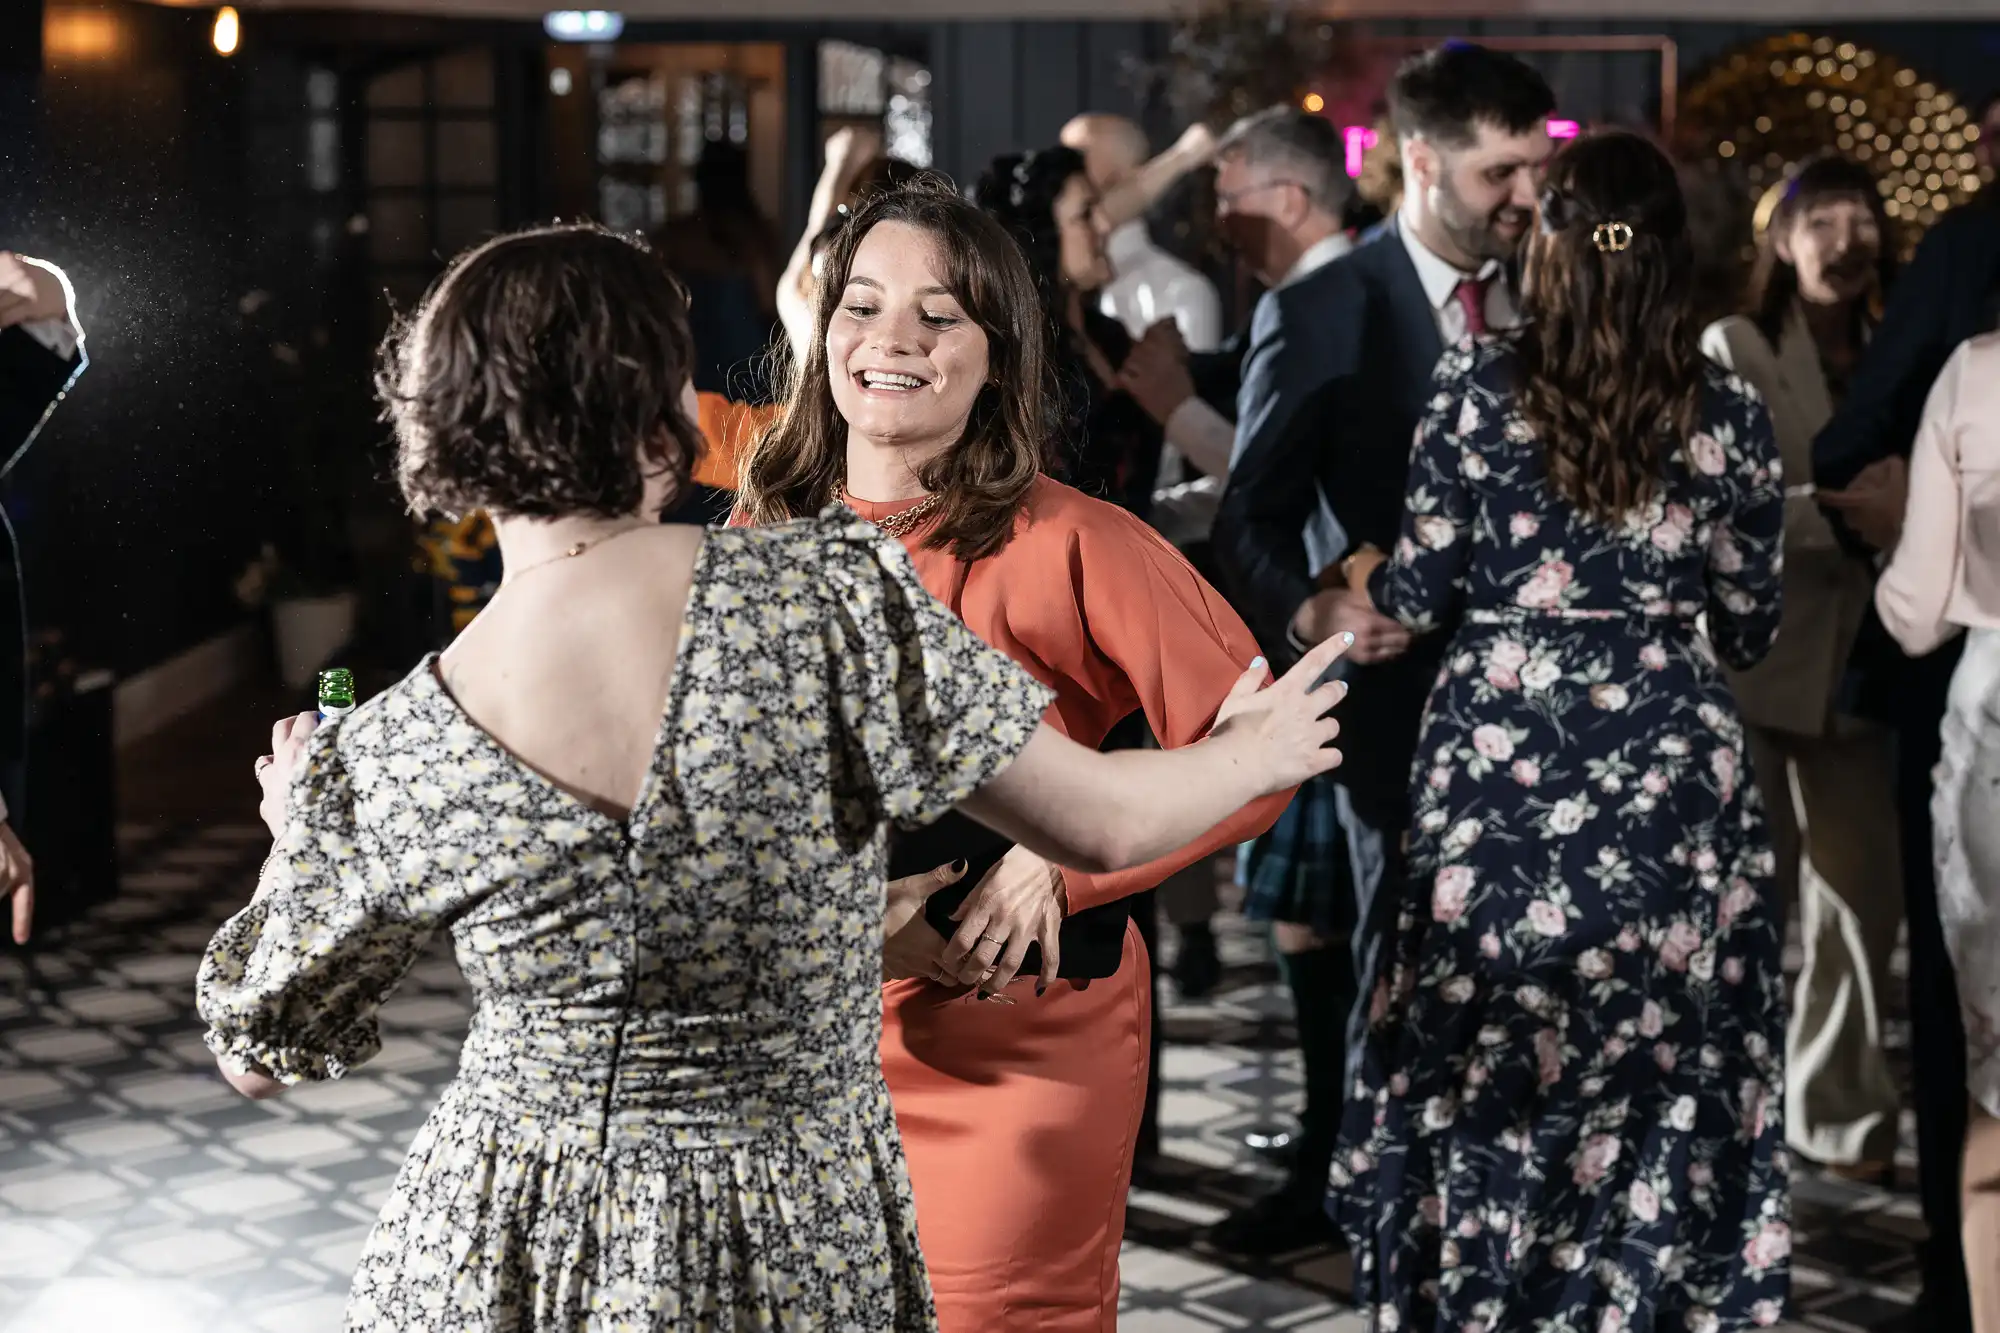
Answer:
[880, 919, 1151, 1331]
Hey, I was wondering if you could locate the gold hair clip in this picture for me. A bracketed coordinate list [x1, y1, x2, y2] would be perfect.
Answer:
[1592, 221, 1635, 254]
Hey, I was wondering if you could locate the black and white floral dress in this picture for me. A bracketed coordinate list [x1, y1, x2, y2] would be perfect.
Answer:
[1330, 339, 1793, 1332]
[197, 513, 1054, 1332]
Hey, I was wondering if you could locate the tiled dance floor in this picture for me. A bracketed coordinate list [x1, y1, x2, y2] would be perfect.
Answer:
[0, 821, 1925, 1331]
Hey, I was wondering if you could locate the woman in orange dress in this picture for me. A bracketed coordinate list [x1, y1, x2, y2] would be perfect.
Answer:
[735, 180, 1290, 1329]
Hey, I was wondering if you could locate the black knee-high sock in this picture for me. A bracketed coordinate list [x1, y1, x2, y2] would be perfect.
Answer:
[1280, 941, 1355, 1197]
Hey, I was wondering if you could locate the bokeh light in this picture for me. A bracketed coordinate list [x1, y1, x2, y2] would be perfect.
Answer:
[1678, 31, 1984, 260]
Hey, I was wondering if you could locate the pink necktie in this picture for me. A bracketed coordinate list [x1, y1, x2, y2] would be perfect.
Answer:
[1453, 276, 1491, 339]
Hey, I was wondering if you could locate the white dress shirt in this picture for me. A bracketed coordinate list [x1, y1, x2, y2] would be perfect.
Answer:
[1396, 214, 1518, 342]
[1098, 222, 1224, 353]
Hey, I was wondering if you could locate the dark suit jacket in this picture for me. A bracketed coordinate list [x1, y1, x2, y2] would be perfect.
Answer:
[0, 324, 85, 793]
[1213, 219, 1450, 831]
[1814, 202, 2000, 494]
[1811, 202, 2000, 726]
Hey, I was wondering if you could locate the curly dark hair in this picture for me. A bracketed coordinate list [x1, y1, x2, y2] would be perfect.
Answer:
[1387, 41, 1556, 149]
[1746, 152, 1894, 348]
[971, 147, 1098, 453]
[736, 178, 1052, 561]
[970, 146, 1088, 324]
[380, 223, 705, 522]
[1515, 131, 1704, 527]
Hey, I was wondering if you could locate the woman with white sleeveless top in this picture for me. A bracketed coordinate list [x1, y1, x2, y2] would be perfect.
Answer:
[1876, 329, 2000, 1332]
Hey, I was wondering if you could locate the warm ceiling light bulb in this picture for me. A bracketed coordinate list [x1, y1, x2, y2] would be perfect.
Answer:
[1302, 92, 1324, 113]
[212, 6, 239, 56]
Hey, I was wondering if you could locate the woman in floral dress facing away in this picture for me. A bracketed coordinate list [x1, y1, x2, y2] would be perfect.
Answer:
[1332, 133, 1792, 1331]
[193, 223, 1352, 1333]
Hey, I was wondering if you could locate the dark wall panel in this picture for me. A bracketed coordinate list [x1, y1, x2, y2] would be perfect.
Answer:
[935, 21, 1020, 188]
[1017, 21, 1084, 152]
[24, 2, 270, 679]
[928, 19, 1173, 188]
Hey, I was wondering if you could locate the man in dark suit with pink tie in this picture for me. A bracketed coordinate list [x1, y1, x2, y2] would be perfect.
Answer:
[1213, 42, 1556, 1250]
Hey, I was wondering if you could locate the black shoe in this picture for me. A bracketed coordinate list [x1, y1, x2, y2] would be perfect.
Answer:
[1173, 922, 1222, 998]
[1207, 1185, 1342, 1256]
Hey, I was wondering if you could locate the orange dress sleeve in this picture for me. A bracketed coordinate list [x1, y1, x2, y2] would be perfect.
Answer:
[1053, 512, 1293, 914]
[692, 393, 779, 492]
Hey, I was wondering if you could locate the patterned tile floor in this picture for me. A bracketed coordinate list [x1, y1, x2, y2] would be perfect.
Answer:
[0, 821, 1926, 1332]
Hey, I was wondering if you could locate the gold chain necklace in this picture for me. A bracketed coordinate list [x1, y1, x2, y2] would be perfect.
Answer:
[501, 523, 653, 582]
[871, 492, 944, 538]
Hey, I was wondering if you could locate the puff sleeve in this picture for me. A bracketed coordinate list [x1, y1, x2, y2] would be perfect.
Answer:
[197, 725, 437, 1084]
[813, 511, 1056, 829]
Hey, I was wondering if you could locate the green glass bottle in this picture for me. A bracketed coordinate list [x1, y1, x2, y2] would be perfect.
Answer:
[317, 667, 356, 722]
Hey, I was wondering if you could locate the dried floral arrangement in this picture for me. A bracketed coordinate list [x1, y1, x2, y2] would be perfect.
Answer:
[1123, 0, 1364, 128]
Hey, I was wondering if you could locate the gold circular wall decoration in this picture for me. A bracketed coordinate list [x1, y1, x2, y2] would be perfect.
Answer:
[1676, 31, 1981, 260]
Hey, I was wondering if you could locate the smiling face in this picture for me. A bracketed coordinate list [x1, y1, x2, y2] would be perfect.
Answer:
[1408, 119, 1553, 266]
[826, 220, 993, 461]
[1777, 191, 1882, 307]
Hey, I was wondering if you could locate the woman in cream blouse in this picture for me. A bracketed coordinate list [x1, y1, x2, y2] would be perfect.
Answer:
[1878, 330, 2000, 1333]
[1701, 152, 1903, 1183]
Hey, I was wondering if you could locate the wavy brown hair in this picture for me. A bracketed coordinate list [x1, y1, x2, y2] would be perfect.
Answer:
[1515, 131, 1703, 526]
[736, 178, 1051, 561]
[381, 223, 704, 522]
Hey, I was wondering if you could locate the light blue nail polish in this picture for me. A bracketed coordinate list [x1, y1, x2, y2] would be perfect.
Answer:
[1342, 631, 1357, 645]
[1250, 656, 1267, 671]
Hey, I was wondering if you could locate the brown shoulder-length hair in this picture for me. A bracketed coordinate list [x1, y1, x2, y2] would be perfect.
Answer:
[1745, 151, 1894, 348]
[380, 223, 704, 521]
[1516, 131, 1704, 526]
[735, 177, 1052, 561]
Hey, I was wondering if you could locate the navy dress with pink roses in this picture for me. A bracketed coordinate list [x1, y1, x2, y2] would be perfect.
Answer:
[1331, 336, 1792, 1332]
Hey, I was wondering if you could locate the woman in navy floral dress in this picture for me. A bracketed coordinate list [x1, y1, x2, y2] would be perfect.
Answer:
[1331, 133, 1792, 1332]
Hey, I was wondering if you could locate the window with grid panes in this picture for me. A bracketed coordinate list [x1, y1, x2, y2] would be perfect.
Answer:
[818, 40, 930, 169]
[362, 49, 500, 329]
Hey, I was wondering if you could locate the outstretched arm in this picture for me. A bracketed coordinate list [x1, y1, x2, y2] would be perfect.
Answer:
[959, 634, 1349, 874]
[1094, 124, 1218, 231]
[777, 128, 881, 361]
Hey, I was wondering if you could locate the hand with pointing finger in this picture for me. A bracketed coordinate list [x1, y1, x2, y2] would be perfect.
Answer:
[1209, 639, 1351, 792]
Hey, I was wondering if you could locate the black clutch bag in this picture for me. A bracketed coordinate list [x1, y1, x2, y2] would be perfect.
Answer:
[887, 811, 1130, 982]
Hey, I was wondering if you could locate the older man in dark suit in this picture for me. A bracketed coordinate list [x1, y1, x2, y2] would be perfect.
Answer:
[1212, 43, 1555, 1248]
[0, 248, 84, 946]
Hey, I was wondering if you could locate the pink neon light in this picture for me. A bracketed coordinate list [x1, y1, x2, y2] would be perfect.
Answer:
[1343, 125, 1379, 178]
[1340, 117, 1577, 177]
